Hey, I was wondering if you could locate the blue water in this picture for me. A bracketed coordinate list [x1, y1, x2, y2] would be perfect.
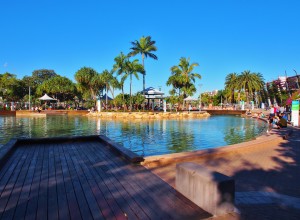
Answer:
[0, 115, 268, 156]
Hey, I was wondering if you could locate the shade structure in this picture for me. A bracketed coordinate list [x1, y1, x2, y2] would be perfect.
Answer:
[102, 94, 113, 101]
[142, 87, 164, 98]
[184, 96, 198, 101]
[38, 94, 57, 101]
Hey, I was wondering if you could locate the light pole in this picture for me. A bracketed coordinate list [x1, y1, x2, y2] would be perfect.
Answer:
[29, 86, 31, 110]
[199, 84, 202, 112]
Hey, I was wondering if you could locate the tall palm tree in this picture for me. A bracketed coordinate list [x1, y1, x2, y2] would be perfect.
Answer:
[113, 52, 129, 103]
[124, 59, 145, 109]
[100, 69, 114, 107]
[168, 57, 201, 98]
[224, 72, 238, 103]
[239, 70, 265, 103]
[129, 36, 158, 93]
[167, 57, 201, 108]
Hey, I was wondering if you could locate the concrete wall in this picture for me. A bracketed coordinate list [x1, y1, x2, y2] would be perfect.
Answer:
[176, 162, 235, 216]
[205, 110, 246, 115]
[0, 110, 16, 116]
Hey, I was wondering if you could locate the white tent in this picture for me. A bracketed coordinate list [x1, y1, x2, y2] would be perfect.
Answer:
[38, 94, 57, 101]
[184, 96, 198, 101]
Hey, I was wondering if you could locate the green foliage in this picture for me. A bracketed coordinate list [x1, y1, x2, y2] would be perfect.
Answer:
[166, 57, 201, 103]
[132, 93, 145, 106]
[0, 72, 24, 101]
[75, 67, 105, 101]
[32, 69, 57, 86]
[129, 36, 158, 92]
[36, 75, 77, 102]
[224, 70, 265, 104]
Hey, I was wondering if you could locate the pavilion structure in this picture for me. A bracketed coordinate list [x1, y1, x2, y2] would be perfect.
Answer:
[142, 87, 165, 110]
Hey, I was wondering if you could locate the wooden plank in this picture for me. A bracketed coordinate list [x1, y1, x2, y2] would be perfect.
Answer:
[91, 141, 210, 219]
[58, 144, 82, 220]
[25, 144, 45, 220]
[36, 144, 49, 220]
[76, 142, 140, 220]
[78, 142, 150, 220]
[0, 146, 25, 195]
[68, 143, 105, 220]
[47, 144, 59, 220]
[13, 145, 39, 219]
[53, 143, 70, 220]
[62, 144, 93, 220]
[75, 142, 130, 220]
[0, 147, 30, 218]
[1, 145, 36, 219]
[88, 142, 171, 219]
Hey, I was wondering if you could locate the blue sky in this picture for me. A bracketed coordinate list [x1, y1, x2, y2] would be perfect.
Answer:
[1, 0, 300, 96]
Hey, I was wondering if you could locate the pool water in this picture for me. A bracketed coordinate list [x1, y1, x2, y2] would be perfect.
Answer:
[0, 115, 268, 156]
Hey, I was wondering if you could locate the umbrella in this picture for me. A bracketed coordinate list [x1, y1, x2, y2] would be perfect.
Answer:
[184, 96, 198, 101]
[38, 94, 57, 101]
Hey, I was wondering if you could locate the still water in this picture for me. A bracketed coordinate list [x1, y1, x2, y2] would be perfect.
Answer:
[0, 115, 268, 156]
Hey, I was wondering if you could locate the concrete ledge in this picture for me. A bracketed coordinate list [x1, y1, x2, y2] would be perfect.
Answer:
[99, 135, 144, 163]
[176, 162, 235, 216]
[0, 110, 16, 116]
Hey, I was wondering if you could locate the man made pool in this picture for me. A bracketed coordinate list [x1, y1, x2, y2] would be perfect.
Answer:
[0, 115, 268, 156]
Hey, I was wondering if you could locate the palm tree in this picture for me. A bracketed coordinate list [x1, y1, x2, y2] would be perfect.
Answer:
[129, 36, 158, 93]
[75, 67, 104, 104]
[124, 59, 145, 109]
[167, 57, 201, 108]
[113, 52, 129, 104]
[100, 69, 114, 107]
[167, 57, 201, 97]
[239, 70, 264, 103]
[224, 72, 238, 103]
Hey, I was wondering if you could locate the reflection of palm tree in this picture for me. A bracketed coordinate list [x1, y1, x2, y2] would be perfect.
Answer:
[166, 120, 196, 153]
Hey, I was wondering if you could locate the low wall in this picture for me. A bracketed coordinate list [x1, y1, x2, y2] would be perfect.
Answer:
[176, 162, 235, 216]
[205, 110, 246, 115]
[88, 111, 211, 120]
[0, 110, 16, 116]
[16, 110, 89, 116]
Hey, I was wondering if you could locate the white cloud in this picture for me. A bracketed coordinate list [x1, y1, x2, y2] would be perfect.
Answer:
[3, 62, 8, 68]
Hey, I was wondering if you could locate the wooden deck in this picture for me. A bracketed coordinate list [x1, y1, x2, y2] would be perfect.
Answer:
[0, 139, 211, 220]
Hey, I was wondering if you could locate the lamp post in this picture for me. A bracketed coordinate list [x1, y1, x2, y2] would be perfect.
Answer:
[199, 84, 202, 112]
[29, 86, 31, 110]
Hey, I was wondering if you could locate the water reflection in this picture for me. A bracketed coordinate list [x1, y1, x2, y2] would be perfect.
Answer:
[0, 115, 268, 156]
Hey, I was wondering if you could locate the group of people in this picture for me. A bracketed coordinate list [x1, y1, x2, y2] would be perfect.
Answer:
[32, 106, 42, 113]
[268, 105, 288, 129]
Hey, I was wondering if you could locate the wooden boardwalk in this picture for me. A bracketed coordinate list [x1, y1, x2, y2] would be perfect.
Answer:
[0, 140, 210, 220]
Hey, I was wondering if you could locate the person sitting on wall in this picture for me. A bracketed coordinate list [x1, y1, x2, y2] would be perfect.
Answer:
[276, 115, 288, 129]
[38, 106, 42, 113]
[246, 109, 252, 116]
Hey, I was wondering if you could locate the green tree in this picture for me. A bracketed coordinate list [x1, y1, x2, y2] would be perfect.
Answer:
[166, 57, 201, 107]
[129, 36, 158, 93]
[75, 67, 104, 103]
[0, 72, 23, 101]
[36, 75, 77, 102]
[113, 52, 128, 103]
[100, 69, 115, 107]
[224, 72, 238, 103]
[124, 59, 145, 109]
[32, 69, 57, 86]
[239, 70, 264, 103]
